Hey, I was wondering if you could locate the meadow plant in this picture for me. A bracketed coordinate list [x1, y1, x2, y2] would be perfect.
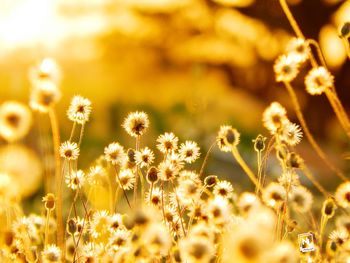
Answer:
[1, 1, 350, 262]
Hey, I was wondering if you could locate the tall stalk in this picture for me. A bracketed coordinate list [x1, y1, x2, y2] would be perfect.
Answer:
[283, 81, 347, 182]
[48, 109, 65, 257]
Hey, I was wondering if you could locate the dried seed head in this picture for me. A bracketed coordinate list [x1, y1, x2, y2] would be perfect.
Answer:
[216, 125, 240, 152]
[146, 166, 159, 184]
[340, 22, 350, 38]
[42, 193, 56, 210]
[253, 135, 266, 152]
[275, 144, 289, 162]
[67, 219, 77, 236]
[127, 148, 136, 163]
[322, 197, 337, 218]
[286, 220, 298, 233]
[205, 175, 218, 187]
[286, 152, 304, 169]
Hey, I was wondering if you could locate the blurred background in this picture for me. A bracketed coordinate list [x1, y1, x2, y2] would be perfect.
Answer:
[0, 0, 350, 206]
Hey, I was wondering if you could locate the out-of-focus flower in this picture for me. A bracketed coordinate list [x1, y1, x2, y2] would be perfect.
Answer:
[29, 81, 61, 113]
[285, 38, 310, 63]
[0, 101, 32, 143]
[274, 54, 300, 83]
[0, 144, 42, 197]
[65, 170, 85, 190]
[29, 58, 61, 86]
[104, 142, 127, 166]
[335, 182, 350, 208]
[290, 186, 313, 213]
[262, 102, 288, 135]
[305, 67, 334, 95]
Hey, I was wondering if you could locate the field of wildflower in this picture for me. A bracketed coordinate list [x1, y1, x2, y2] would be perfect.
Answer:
[1, 0, 350, 262]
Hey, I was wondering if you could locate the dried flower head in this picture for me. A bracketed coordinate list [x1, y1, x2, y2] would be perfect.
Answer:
[329, 230, 348, 246]
[42, 193, 56, 210]
[67, 95, 92, 124]
[145, 187, 162, 207]
[216, 125, 240, 152]
[204, 175, 218, 187]
[135, 147, 155, 168]
[179, 141, 201, 164]
[262, 102, 288, 134]
[59, 141, 80, 161]
[213, 180, 234, 199]
[305, 67, 334, 95]
[274, 54, 300, 82]
[104, 142, 127, 166]
[281, 121, 303, 146]
[253, 134, 266, 152]
[158, 160, 179, 181]
[278, 170, 300, 189]
[340, 22, 350, 38]
[156, 132, 179, 153]
[322, 197, 337, 218]
[122, 111, 149, 137]
[0, 101, 32, 143]
[335, 182, 350, 208]
[30, 81, 61, 112]
[65, 170, 85, 190]
[118, 169, 136, 190]
[146, 166, 159, 184]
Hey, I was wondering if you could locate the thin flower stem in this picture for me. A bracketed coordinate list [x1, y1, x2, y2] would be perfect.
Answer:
[255, 150, 263, 194]
[44, 209, 51, 248]
[199, 141, 216, 178]
[78, 124, 85, 147]
[69, 122, 76, 142]
[149, 182, 154, 204]
[301, 165, 329, 198]
[325, 88, 350, 139]
[284, 81, 347, 181]
[48, 108, 65, 257]
[134, 136, 140, 207]
[107, 174, 114, 213]
[231, 146, 260, 189]
[307, 39, 327, 68]
[171, 181, 187, 237]
[138, 169, 145, 206]
[279, 0, 318, 68]
[342, 37, 350, 60]
[319, 215, 328, 250]
[114, 166, 131, 209]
